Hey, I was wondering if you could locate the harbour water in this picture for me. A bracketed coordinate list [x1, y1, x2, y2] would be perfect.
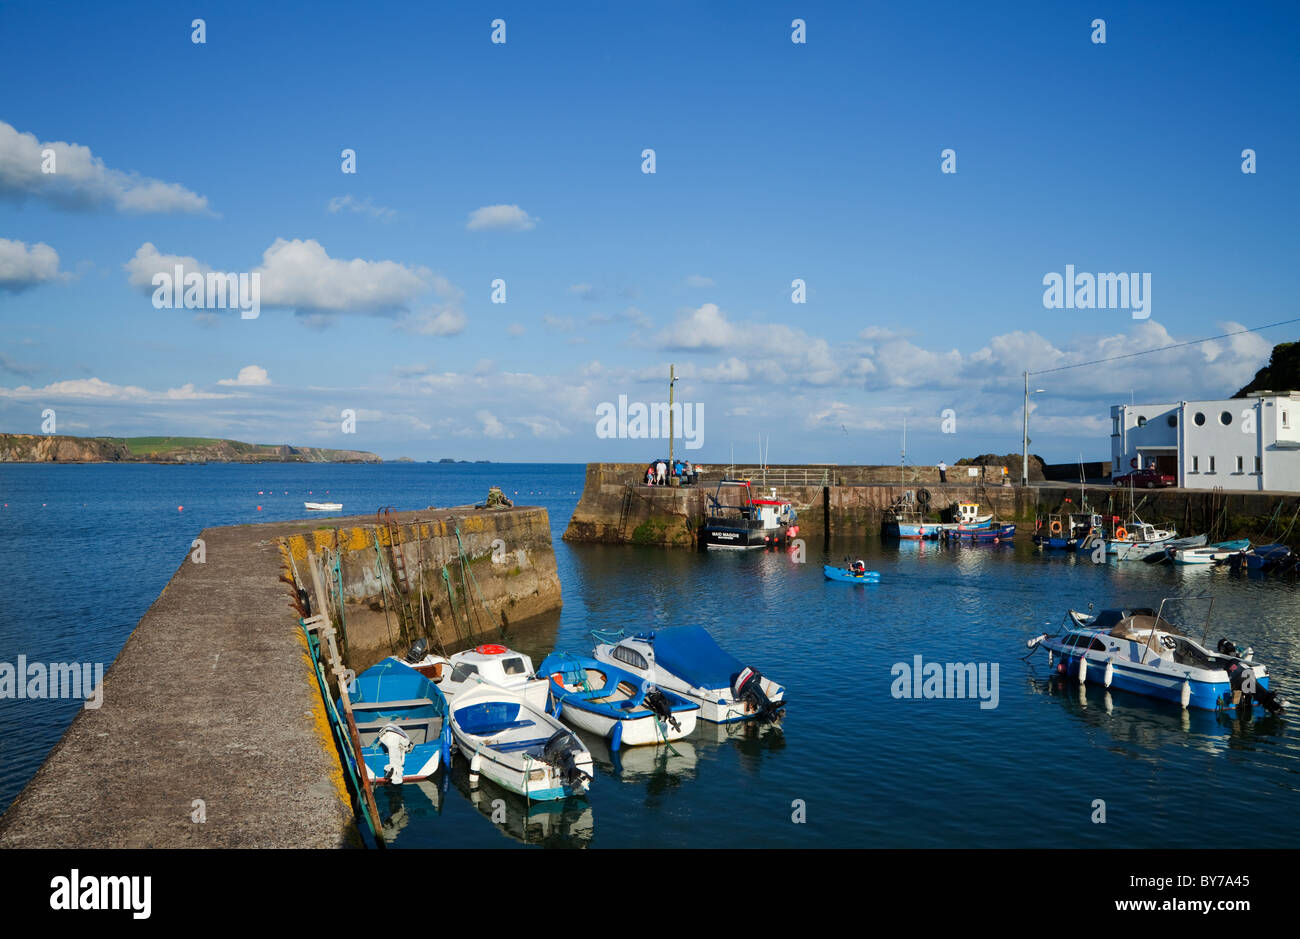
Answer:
[2, 462, 1298, 847]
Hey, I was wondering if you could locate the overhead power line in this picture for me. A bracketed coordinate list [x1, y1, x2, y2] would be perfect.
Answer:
[1028, 316, 1300, 376]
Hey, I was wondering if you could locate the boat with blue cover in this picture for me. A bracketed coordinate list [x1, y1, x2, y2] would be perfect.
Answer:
[824, 562, 881, 583]
[1026, 598, 1288, 714]
[449, 684, 593, 801]
[943, 522, 1015, 543]
[593, 625, 786, 724]
[537, 652, 699, 749]
[341, 658, 452, 785]
[1233, 543, 1292, 571]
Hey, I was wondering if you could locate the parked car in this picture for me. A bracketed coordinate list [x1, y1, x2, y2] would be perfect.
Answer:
[1112, 468, 1176, 488]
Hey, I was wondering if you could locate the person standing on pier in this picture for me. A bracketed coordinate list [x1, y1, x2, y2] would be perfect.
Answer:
[937, 460, 947, 483]
[656, 459, 668, 485]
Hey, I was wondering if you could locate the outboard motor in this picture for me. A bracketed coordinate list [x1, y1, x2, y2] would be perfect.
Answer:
[404, 637, 429, 664]
[542, 730, 591, 788]
[1224, 660, 1287, 715]
[732, 666, 785, 724]
[642, 687, 680, 732]
[377, 722, 414, 784]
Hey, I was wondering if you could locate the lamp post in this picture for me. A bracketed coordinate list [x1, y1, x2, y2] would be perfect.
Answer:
[668, 363, 677, 472]
[1022, 371, 1045, 485]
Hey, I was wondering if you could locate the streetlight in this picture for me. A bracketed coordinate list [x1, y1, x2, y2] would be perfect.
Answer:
[668, 364, 678, 477]
[1022, 371, 1045, 486]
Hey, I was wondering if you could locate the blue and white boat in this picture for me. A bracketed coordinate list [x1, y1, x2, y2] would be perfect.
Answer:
[1236, 543, 1292, 571]
[1171, 539, 1249, 565]
[824, 562, 881, 583]
[943, 522, 1015, 543]
[537, 652, 699, 749]
[593, 626, 786, 724]
[342, 658, 452, 785]
[1026, 600, 1287, 714]
[449, 684, 593, 801]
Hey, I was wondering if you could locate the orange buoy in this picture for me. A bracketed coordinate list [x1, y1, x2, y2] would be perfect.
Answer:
[178, 506, 183, 511]
[1115, 526, 1128, 540]
[1050, 520, 1062, 534]
[257, 505, 263, 511]
[475, 643, 507, 655]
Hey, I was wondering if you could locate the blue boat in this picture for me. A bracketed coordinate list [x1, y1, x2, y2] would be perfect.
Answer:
[1241, 544, 1292, 570]
[944, 522, 1015, 543]
[1027, 601, 1288, 714]
[537, 652, 699, 749]
[823, 564, 881, 583]
[340, 659, 452, 785]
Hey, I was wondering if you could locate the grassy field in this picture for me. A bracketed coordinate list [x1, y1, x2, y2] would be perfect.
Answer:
[115, 436, 226, 455]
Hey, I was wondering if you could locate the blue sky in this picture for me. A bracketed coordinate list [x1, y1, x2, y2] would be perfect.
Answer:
[1, 1, 1296, 463]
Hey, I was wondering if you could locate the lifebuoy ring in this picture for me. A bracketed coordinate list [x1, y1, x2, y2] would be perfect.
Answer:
[1050, 520, 1063, 534]
[1130, 457, 1138, 469]
[1115, 526, 1128, 540]
[475, 643, 507, 655]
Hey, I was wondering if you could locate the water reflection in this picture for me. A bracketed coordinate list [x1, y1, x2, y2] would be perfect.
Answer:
[449, 762, 594, 848]
[375, 778, 444, 844]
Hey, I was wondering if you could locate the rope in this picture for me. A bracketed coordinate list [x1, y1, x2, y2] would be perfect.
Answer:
[371, 533, 398, 653]
[589, 627, 626, 645]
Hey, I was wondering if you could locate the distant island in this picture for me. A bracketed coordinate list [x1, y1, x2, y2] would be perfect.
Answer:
[0, 433, 382, 464]
[435, 458, 492, 463]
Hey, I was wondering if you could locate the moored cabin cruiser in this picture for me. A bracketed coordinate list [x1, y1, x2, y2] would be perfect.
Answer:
[396, 639, 549, 711]
[699, 479, 798, 549]
[1026, 601, 1287, 714]
[593, 626, 786, 723]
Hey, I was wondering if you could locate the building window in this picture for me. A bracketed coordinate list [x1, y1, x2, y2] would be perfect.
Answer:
[1167, 414, 1177, 427]
[1235, 456, 1244, 473]
[1194, 412, 1206, 426]
[1112, 416, 1120, 435]
[1284, 411, 1290, 429]
[1209, 456, 1216, 473]
[1137, 415, 1147, 427]
[1254, 456, 1261, 473]
[1221, 411, 1233, 426]
[1191, 456, 1199, 472]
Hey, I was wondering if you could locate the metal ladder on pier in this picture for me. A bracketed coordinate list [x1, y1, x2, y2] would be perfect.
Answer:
[617, 485, 635, 539]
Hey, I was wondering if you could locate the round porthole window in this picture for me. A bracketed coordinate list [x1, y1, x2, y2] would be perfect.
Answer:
[1221, 411, 1233, 426]
[1194, 412, 1206, 426]
[1167, 414, 1177, 427]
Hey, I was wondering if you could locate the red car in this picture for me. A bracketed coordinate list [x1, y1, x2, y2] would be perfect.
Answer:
[1112, 468, 1176, 488]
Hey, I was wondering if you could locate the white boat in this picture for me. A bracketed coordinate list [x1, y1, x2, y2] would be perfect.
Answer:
[398, 640, 549, 711]
[1107, 521, 1177, 561]
[1172, 539, 1251, 565]
[449, 684, 593, 801]
[304, 502, 343, 511]
[593, 626, 786, 724]
[537, 652, 699, 748]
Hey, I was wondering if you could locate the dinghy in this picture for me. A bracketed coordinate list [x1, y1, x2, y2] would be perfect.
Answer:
[593, 626, 786, 724]
[824, 563, 881, 583]
[449, 685, 593, 800]
[538, 652, 699, 748]
[1172, 539, 1249, 565]
[1026, 599, 1287, 714]
[341, 659, 452, 785]
[398, 640, 549, 711]
[304, 502, 343, 511]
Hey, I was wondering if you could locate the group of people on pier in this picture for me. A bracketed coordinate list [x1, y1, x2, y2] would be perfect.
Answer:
[645, 458, 700, 486]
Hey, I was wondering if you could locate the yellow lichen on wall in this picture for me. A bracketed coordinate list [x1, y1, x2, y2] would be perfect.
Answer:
[295, 626, 352, 813]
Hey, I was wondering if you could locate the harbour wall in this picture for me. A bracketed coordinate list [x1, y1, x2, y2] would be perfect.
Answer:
[0, 505, 561, 848]
[563, 463, 1300, 547]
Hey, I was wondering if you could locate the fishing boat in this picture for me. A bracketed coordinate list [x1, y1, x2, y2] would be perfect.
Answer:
[824, 562, 881, 583]
[1171, 539, 1250, 565]
[341, 658, 452, 785]
[398, 639, 549, 711]
[1026, 599, 1287, 714]
[593, 625, 786, 724]
[944, 501, 993, 530]
[942, 522, 1015, 543]
[699, 479, 799, 549]
[537, 652, 699, 748]
[305, 501, 343, 511]
[1034, 512, 1102, 550]
[449, 684, 593, 801]
[1107, 520, 1178, 561]
[882, 493, 939, 540]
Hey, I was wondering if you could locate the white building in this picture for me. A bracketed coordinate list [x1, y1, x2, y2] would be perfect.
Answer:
[1111, 391, 1300, 491]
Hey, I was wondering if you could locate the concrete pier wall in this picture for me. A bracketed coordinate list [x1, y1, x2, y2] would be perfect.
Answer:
[0, 504, 562, 848]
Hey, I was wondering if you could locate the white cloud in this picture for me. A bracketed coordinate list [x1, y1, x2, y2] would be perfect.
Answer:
[0, 377, 230, 402]
[218, 365, 271, 387]
[543, 315, 576, 332]
[327, 194, 396, 220]
[0, 120, 210, 213]
[257, 238, 432, 314]
[0, 238, 62, 292]
[400, 306, 467, 336]
[507, 323, 526, 337]
[685, 274, 715, 287]
[466, 204, 538, 232]
[124, 242, 213, 292]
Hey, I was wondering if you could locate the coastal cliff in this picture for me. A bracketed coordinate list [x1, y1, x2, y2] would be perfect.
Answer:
[0, 433, 381, 463]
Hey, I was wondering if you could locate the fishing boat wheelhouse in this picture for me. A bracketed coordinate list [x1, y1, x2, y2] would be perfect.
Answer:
[699, 479, 798, 549]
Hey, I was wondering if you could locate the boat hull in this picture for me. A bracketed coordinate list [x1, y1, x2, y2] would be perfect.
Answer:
[823, 565, 880, 583]
[1050, 650, 1270, 712]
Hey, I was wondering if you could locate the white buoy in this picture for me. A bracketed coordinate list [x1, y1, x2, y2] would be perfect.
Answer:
[469, 753, 482, 785]
[1103, 660, 1114, 689]
[1077, 656, 1088, 685]
[1104, 691, 1113, 713]
[1180, 680, 1191, 709]
[1047, 650, 1054, 666]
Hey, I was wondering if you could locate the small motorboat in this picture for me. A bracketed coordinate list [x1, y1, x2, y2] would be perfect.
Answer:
[305, 502, 343, 511]
[1107, 521, 1178, 561]
[593, 626, 786, 724]
[341, 659, 452, 785]
[943, 522, 1015, 543]
[449, 685, 593, 801]
[824, 562, 881, 583]
[1033, 513, 1099, 550]
[1234, 543, 1292, 571]
[1026, 599, 1287, 714]
[537, 652, 699, 748]
[397, 639, 549, 711]
[1171, 539, 1249, 565]
[1142, 533, 1207, 563]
